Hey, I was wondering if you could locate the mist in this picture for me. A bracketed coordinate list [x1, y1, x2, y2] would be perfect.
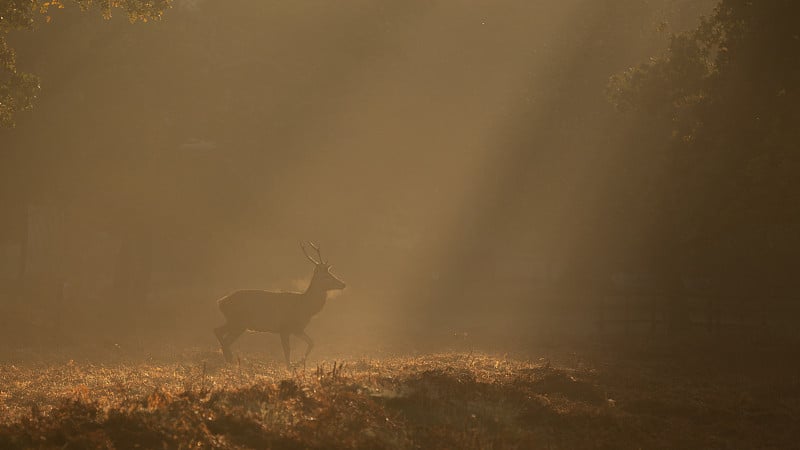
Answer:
[1, 1, 798, 448]
[1, 0, 712, 349]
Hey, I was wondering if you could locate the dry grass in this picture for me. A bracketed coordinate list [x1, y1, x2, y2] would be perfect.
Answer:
[0, 339, 798, 449]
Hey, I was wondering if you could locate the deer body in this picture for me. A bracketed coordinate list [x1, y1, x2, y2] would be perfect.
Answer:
[214, 243, 345, 367]
[218, 289, 326, 333]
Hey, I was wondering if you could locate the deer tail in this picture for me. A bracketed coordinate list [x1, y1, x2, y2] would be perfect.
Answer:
[217, 294, 233, 315]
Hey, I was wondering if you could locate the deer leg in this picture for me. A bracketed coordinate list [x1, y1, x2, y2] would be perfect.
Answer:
[214, 324, 230, 360]
[214, 324, 229, 347]
[280, 333, 292, 368]
[221, 326, 245, 363]
[294, 332, 314, 366]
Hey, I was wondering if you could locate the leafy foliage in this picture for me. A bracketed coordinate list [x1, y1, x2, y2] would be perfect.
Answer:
[607, 1, 800, 286]
[0, 0, 170, 127]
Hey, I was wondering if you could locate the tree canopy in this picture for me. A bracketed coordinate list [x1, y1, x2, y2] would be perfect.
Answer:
[608, 0, 800, 291]
[0, 0, 169, 127]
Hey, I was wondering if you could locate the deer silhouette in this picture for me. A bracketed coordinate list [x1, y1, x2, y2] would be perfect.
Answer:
[214, 242, 345, 367]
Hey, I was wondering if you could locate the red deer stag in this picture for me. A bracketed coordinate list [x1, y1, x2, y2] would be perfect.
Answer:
[214, 242, 345, 367]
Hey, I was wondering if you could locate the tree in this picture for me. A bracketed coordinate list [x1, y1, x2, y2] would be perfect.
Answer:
[0, 0, 169, 127]
[608, 0, 800, 294]
[1, 0, 169, 317]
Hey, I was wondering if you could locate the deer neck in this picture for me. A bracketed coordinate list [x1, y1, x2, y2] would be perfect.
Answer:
[302, 278, 328, 314]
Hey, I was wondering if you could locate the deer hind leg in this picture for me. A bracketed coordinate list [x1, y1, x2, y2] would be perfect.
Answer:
[215, 324, 245, 363]
[214, 324, 230, 361]
[294, 332, 314, 366]
[223, 327, 246, 362]
[214, 324, 229, 347]
[280, 332, 291, 369]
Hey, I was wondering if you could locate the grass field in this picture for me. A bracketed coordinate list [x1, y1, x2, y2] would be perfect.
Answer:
[0, 333, 798, 449]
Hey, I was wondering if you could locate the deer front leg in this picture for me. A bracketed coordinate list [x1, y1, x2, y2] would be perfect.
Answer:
[280, 332, 291, 368]
[294, 332, 314, 366]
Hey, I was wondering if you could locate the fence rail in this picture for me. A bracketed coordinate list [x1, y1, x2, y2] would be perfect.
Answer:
[590, 294, 799, 335]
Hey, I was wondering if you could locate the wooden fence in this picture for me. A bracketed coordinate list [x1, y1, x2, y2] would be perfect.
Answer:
[591, 293, 799, 336]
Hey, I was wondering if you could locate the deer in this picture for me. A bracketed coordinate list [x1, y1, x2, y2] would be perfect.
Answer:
[213, 242, 346, 367]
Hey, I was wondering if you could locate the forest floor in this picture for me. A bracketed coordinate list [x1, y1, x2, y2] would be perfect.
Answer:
[0, 332, 798, 449]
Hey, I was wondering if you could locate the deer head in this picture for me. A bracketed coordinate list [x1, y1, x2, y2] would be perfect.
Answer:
[301, 241, 346, 291]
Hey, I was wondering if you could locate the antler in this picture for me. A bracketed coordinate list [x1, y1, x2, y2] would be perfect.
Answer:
[300, 241, 326, 265]
[307, 241, 327, 264]
[300, 241, 319, 264]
